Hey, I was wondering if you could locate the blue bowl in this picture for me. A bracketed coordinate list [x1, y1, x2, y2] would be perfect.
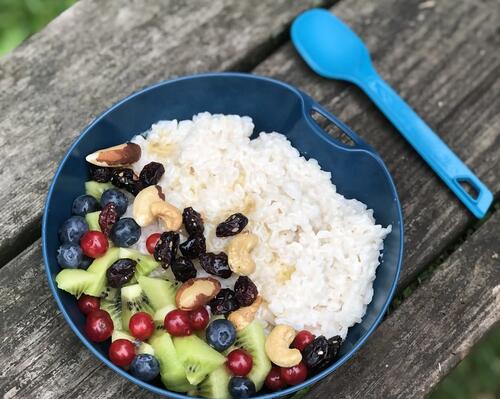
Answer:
[43, 72, 403, 398]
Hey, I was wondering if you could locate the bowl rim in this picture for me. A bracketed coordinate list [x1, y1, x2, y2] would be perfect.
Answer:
[42, 71, 404, 398]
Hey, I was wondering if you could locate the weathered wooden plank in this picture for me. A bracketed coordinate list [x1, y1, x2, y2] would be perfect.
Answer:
[1, 211, 498, 399]
[305, 210, 500, 399]
[0, 0, 329, 265]
[255, 0, 500, 288]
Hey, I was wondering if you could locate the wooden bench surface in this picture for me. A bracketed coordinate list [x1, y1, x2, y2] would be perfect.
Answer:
[1, 0, 499, 398]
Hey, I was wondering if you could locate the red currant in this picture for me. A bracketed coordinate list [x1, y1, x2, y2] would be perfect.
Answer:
[146, 233, 162, 255]
[80, 231, 109, 258]
[164, 309, 192, 336]
[226, 349, 253, 376]
[188, 307, 210, 330]
[77, 294, 100, 315]
[265, 366, 287, 391]
[129, 312, 155, 340]
[85, 309, 114, 342]
[280, 362, 308, 386]
[109, 339, 136, 367]
[292, 330, 315, 352]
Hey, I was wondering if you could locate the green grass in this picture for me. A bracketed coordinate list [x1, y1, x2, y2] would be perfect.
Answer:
[0, 0, 76, 56]
[1, 2, 499, 398]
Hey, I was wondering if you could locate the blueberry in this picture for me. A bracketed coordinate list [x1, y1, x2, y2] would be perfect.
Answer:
[228, 377, 256, 398]
[58, 216, 88, 244]
[110, 218, 141, 247]
[57, 243, 83, 269]
[72, 195, 99, 216]
[206, 319, 236, 352]
[129, 354, 160, 382]
[100, 189, 128, 216]
[79, 255, 93, 270]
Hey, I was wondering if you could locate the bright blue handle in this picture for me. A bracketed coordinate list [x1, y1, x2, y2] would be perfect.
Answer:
[356, 68, 493, 218]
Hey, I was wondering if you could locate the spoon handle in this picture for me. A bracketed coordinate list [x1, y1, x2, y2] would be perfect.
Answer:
[357, 69, 493, 218]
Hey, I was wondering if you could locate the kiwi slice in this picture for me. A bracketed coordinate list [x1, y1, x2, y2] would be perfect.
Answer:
[196, 366, 231, 399]
[100, 290, 122, 330]
[153, 304, 176, 329]
[149, 331, 193, 392]
[85, 181, 113, 201]
[119, 248, 161, 276]
[121, 284, 154, 330]
[86, 247, 120, 274]
[85, 211, 101, 231]
[234, 320, 271, 390]
[55, 269, 96, 298]
[111, 330, 154, 355]
[173, 335, 226, 385]
[138, 275, 177, 310]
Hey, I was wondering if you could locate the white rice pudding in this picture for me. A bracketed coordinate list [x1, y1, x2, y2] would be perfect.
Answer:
[127, 112, 390, 339]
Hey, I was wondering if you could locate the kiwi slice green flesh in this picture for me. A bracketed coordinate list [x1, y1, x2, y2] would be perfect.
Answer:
[173, 335, 226, 385]
[149, 331, 192, 391]
[85, 211, 101, 231]
[138, 276, 177, 310]
[111, 331, 154, 355]
[85, 181, 113, 201]
[55, 269, 96, 298]
[153, 304, 176, 329]
[121, 284, 154, 330]
[196, 366, 231, 399]
[86, 247, 120, 274]
[100, 293, 122, 331]
[119, 248, 161, 276]
[234, 320, 272, 391]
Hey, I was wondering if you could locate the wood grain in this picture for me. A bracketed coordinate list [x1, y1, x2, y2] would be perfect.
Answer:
[305, 211, 500, 399]
[255, 0, 500, 288]
[1, 213, 498, 399]
[0, 0, 329, 265]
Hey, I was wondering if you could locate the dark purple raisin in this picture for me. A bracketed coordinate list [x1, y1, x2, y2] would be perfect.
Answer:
[179, 234, 206, 259]
[154, 231, 179, 267]
[99, 203, 119, 236]
[199, 252, 232, 278]
[303, 336, 336, 371]
[111, 168, 142, 196]
[106, 258, 137, 288]
[182, 207, 204, 236]
[88, 164, 112, 183]
[209, 288, 240, 315]
[171, 256, 197, 282]
[327, 336, 342, 358]
[234, 276, 258, 307]
[139, 162, 165, 187]
[216, 213, 248, 237]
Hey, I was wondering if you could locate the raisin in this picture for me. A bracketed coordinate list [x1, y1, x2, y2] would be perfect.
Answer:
[234, 276, 258, 306]
[199, 252, 232, 278]
[216, 213, 248, 237]
[88, 164, 112, 183]
[327, 336, 342, 358]
[111, 168, 142, 196]
[139, 162, 165, 187]
[154, 231, 179, 267]
[106, 258, 136, 288]
[303, 336, 337, 371]
[179, 234, 206, 259]
[209, 288, 240, 315]
[171, 256, 197, 282]
[182, 207, 204, 236]
[99, 203, 119, 236]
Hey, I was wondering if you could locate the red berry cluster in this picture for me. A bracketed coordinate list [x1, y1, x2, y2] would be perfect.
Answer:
[164, 307, 210, 336]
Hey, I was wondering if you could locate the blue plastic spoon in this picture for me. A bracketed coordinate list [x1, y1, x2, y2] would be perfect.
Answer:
[291, 8, 493, 218]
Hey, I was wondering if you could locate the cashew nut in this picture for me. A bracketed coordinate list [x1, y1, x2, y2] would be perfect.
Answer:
[175, 277, 221, 311]
[265, 325, 302, 368]
[151, 200, 182, 231]
[133, 186, 165, 226]
[227, 232, 258, 276]
[228, 296, 262, 331]
[86, 142, 141, 167]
